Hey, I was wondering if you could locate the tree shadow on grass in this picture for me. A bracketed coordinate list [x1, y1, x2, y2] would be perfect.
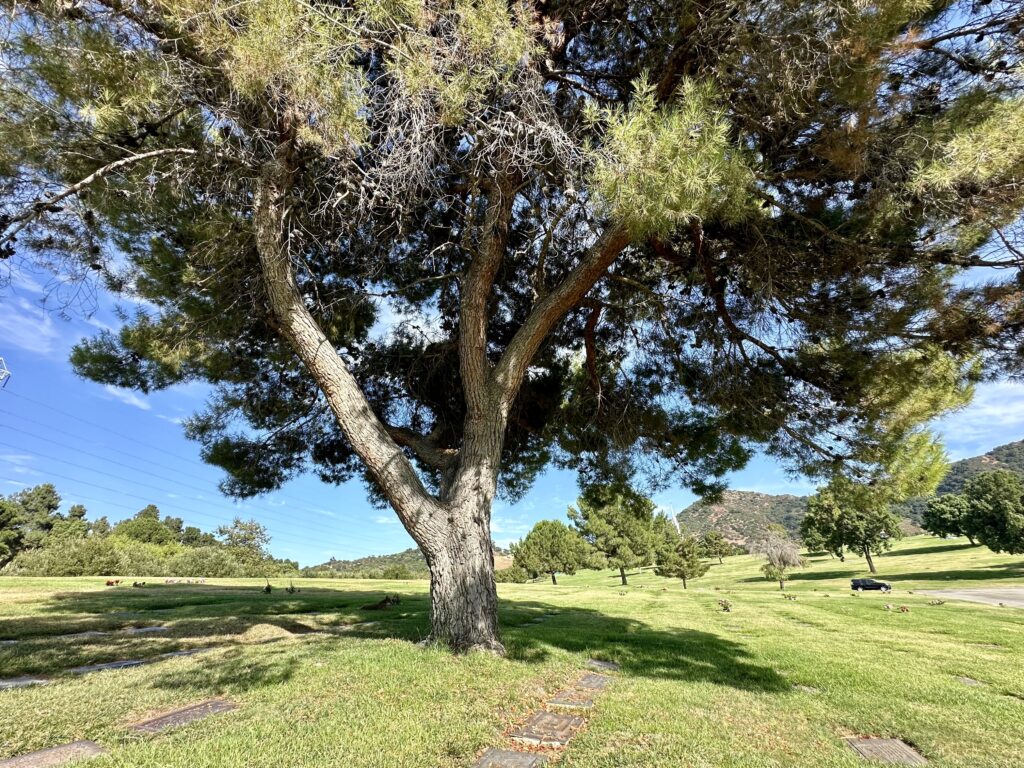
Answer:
[497, 601, 788, 693]
[879, 542, 977, 557]
[146, 643, 303, 697]
[15, 586, 787, 696]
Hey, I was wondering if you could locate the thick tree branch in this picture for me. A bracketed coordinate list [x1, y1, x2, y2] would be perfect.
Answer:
[254, 173, 443, 533]
[493, 225, 632, 409]
[459, 179, 518, 419]
[387, 426, 459, 470]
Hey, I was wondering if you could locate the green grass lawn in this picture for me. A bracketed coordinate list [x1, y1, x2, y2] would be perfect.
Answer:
[1, 535, 1022, 767]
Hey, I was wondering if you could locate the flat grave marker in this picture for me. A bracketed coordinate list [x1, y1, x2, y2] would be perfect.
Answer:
[0, 640, 17, 646]
[845, 737, 928, 765]
[585, 659, 619, 672]
[125, 626, 169, 635]
[547, 689, 595, 709]
[793, 684, 819, 694]
[131, 698, 236, 734]
[159, 647, 214, 659]
[70, 659, 146, 675]
[576, 673, 612, 691]
[956, 676, 984, 687]
[0, 676, 49, 690]
[510, 711, 585, 747]
[0, 740, 105, 767]
[59, 631, 109, 641]
[472, 748, 546, 768]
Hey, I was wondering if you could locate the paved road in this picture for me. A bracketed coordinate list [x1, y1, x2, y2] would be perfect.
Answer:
[918, 587, 1024, 608]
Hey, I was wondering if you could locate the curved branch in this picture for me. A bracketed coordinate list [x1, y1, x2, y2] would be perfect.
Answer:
[1, 148, 197, 246]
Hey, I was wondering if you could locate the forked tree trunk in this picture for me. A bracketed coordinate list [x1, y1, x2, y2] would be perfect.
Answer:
[619, 565, 628, 585]
[863, 544, 877, 574]
[967, 535, 976, 545]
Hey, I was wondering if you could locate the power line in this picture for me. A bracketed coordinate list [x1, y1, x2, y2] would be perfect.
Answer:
[0, 417, 391, 548]
[0, 389, 356, 513]
[0, 444, 382, 553]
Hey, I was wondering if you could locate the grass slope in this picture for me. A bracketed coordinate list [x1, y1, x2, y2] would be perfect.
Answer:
[1, 536, 1022, 767]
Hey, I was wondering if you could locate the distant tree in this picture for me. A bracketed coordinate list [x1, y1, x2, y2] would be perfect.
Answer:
[801, 482, 903, 574]
[0, 483, 63, 568]
[112, 506, 176, 544]
[512, 520, 589, 585]
[923, 493, 975, 544]
[570, 486, 655, 586]
[162, 515, 185, 537]
[381, 564, 414, 580]
[217, 517, 273, 575]
[655, 530, 708, 589]
[752, 528, 805, 590]
[179, 525, 218, 548]
[136, 504, 161, 520]
[90, 516, 111, 537]
[962, 471, 1024, 555]
[699, 530, 730, 565]
[67, 504, 87, 521]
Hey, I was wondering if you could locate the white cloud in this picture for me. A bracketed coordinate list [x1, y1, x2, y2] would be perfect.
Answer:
[5, 479, 29, 487]
[0, 453, 40, 477]
[0, 297, 63, 356]
[157, 414, 185, 425]
[373, 515, 397, 526]
[933, 381, 1024, 459]
[102, 384, 152, 411]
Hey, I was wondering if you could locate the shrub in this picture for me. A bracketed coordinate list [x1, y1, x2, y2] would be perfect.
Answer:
[494, 565, 529, 583]
[168, 546, 244, 578]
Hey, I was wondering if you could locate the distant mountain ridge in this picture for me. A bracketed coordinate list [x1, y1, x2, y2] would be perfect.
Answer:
[306, 545, 513, 577]
[677, 439, 1024, 543]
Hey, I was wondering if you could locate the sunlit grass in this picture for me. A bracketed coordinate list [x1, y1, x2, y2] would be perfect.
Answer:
[1, 536, 1022, 767]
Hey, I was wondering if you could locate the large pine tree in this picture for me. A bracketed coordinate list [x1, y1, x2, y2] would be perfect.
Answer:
[2, 1, 1022, 651]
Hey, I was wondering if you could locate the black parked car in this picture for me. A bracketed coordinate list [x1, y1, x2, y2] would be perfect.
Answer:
[851, 578, 891, 592]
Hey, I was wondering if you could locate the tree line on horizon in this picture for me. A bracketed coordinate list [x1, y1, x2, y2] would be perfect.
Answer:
[505, 484, 742, 589]
[0, 483, 298, 577]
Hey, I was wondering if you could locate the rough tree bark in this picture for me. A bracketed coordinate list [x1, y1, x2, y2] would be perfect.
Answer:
[619, 566, 628, 586]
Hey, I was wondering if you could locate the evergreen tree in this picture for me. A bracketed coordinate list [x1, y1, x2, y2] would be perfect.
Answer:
[655, 529, 708, 589]
[512, 519, 588, 585]
[699, 530, 731, 565]
[962, 471, 1024, 555]
[112, 505, 177, 544]
[3, 1, 1022, 651]
[570, 486, 656, 586]
[0, 483, 63, 567]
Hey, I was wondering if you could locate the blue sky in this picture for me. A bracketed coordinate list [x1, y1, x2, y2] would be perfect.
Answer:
[2, 266, 1023, 567]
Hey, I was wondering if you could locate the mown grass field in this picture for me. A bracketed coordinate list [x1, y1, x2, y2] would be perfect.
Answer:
[1, 535, 1022, 767]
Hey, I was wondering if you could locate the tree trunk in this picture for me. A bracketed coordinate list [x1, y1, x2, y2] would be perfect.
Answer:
[619, 565, 628, 585]
[682, 575, 687, 589]
[779, 579, 785, 590]
[967, 535, 976, 545]
[863, 544, 876, 574]
[550, 571, 557, 585]
[718, 555, 723, 565]
[420, 506, 502, 653]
